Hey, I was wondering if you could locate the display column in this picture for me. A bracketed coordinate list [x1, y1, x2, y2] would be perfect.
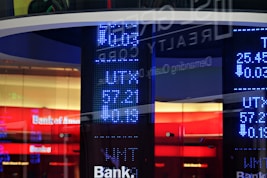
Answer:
[223, 27, 267, 177]
[80, 24, 154, 178]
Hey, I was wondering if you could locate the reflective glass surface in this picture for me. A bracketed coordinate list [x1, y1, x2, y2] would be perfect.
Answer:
[0, 3, 267, 177]
[0, 0, 267, 19]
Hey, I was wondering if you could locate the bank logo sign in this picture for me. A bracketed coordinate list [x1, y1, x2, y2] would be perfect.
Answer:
[237, 171, 267, 178]
[94, 166, 135, 178]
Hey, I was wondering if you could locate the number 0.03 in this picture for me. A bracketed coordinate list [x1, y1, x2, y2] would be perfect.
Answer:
[242, 66, 267, 78]
[98, 24, 139, 47]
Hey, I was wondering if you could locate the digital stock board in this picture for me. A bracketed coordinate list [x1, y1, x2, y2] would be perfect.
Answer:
[80, 24, 154, 178]
[223, 27, 267, 178]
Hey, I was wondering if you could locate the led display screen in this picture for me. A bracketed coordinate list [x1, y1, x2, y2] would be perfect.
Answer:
[223, 27, 267, 177]
[94, 24, 140, 124]
[80, 24, 154, 178]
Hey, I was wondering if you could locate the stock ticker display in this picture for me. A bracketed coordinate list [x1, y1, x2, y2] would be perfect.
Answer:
[223, 27, 267, 178]
[94, 24, 140, 124]
[80, 24, 154, 178]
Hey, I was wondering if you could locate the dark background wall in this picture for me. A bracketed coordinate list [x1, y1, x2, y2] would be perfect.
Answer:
[0, 0, 14, 18]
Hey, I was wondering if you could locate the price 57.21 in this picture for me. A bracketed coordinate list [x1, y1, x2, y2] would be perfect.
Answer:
[240, 111, 266, 124]
[102, 89, 139, 104]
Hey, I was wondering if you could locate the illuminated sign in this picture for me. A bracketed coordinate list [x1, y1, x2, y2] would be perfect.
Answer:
[32, 115, 80, 125]
[94, 166, 135, 178]
[183, 163, 208, 168]
[2, 161, 29, 166]
[94, 24, 140, 124]
[29, 145, 52, 153]
[80, 24, 154, 178]
[223, 27, 267, 177]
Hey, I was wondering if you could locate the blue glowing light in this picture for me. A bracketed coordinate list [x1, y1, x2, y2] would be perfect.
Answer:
[239, 124, 267, 139]
[239, 97, 267, 138]
[239, 110, 267, 138]
[29, 131, 41, 164]
[235, 52, 267, 79]
[95, 58, 139, 63]
[0, 145, 10, 172]
[104, 147, 138, 162]
[242, 97, 267, 109]
[97, 24, 139, 47]
[233, 28, 267, 32]
[105, 70, 139, 85]
[30, 154, 41, 164]
[231, 29, 267, 139]
[94, 135, 139, 139]
[234, 87, 267, 91]
[94, 24, 140, 124]
[30, 131, 42, 141]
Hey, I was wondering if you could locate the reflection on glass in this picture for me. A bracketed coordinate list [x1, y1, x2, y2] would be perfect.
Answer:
[0, 0, 266, 19]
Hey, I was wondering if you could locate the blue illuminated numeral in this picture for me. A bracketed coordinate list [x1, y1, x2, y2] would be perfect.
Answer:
[130, 32, 139, 46]
[255, 52, 262, 63]
[263, 52, 267, 62]
[254, 52, 267, 63]
[109, 32, 117, 47]
[255, 67, 263, 78]
[236, 67, 267, 78]
[258, 112, 266, 123]
[102, 90, 120, 103]
[111, 109, 120, 123]
[124, 90, 139, 104]
[239, 111, 267, 138]
[248, 127, 255, 138]
[243, 67, 251, 78]
[244, 52, 251, 63]
[239, 111, 267, 124]
[122, 33, 130, 46]
[236, 52, 251, 64]
[98, 24, 139, 47]
[236, 52, 267, 64]
[97, 24, 140, 124]
[236, 52, 267, 78]
[240, 127, 267, 138]
[240, 112, 255, 123]
[263, 67, 267, 78]
[259, 127, 267, 138]
[236, 53, 243, 64]
[125, 109, 138, 123]
[243, 127, 267, 138]
[101, 105, 139, 123]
